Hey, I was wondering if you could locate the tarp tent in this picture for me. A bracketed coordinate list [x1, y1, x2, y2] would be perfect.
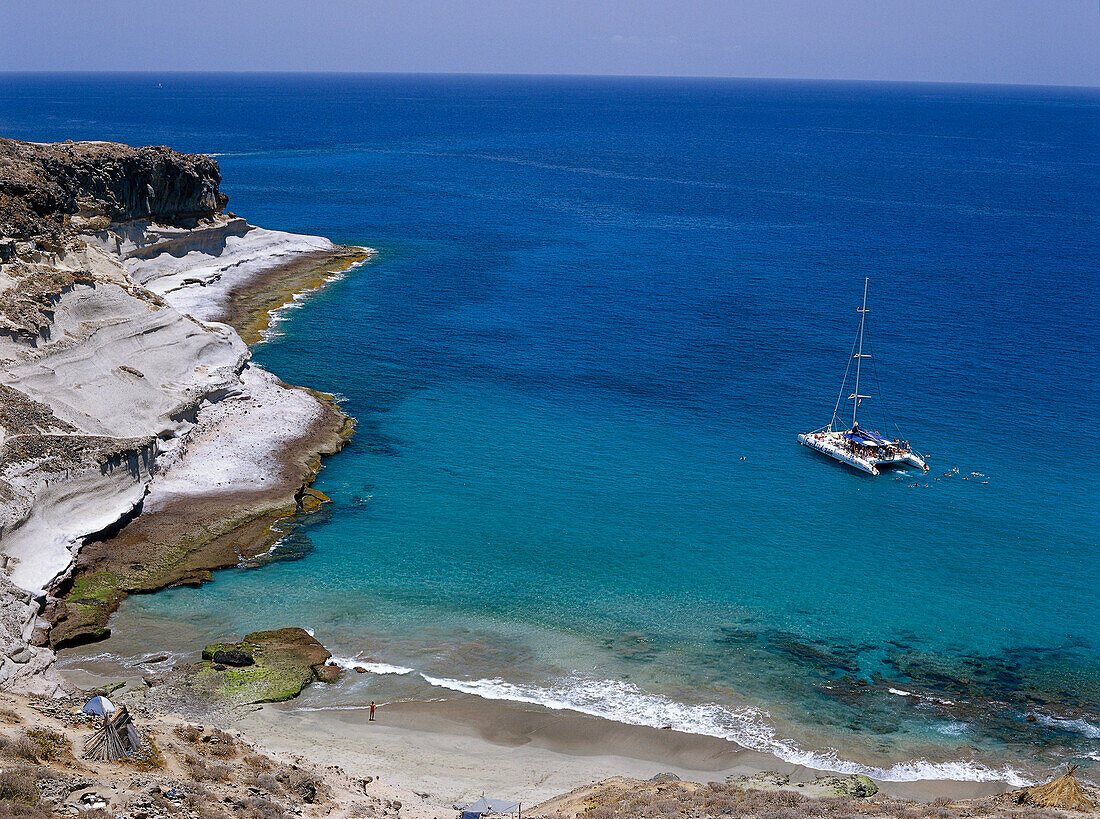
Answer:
[454, 796, 522, 818]
[81, 696, 116, 717]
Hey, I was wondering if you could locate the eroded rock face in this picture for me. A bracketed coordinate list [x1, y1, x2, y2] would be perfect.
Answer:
[0, 138, 226, 246]
[0, 141, 239, 694]
[0, 138, 358, 698]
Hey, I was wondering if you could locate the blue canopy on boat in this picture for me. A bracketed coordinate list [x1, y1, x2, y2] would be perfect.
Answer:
[861, 429, 895, 446]
[843, 429, 892, 448]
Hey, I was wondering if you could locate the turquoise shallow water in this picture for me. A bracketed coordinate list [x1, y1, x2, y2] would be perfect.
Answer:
[4, 74, 1098, 783]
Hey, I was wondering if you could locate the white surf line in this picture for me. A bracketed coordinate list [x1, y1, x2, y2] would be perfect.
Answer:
[256, 249, 376, 344]
[413, 672, 1034, 786]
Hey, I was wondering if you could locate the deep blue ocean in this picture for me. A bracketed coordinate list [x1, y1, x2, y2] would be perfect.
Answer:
[5, 74, 1098, 783]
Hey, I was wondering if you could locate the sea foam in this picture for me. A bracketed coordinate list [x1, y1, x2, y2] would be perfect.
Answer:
[417, 672, 1032, 786]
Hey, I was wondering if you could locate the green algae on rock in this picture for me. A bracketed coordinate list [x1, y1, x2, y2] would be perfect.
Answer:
[188, 628, 340, 705]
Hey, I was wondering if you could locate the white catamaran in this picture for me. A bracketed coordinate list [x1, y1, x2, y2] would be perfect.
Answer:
[798, 278, 927, 476]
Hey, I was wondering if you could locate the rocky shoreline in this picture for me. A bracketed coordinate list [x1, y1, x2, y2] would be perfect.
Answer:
[0, 138, 370, 690]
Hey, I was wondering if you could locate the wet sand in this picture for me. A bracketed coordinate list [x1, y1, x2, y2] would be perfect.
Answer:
[58, 654, 1009, 812]
[237, 691, 1013, 807]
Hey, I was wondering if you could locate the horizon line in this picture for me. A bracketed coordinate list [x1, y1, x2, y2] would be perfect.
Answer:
[0, 69, 1097, 92]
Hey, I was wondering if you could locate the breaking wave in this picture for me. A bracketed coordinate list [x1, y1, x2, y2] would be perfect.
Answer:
[1030, 711, 1100, 740]
[416, 672, 1033, 786]
[258, 251, 375, 344]
[328, 656, 416, 676]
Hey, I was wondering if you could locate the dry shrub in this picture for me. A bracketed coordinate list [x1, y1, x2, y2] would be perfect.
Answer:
[176, 725, 203, 743]
[245, 773, 281, 795]
[0, 735, 39, 762]
[0, 773, 38, 805]
[181, 784, 215, 810]
[775, 791, 808, 807]
[0, 803, 51, 819]
[206, 740, 236, 758]
[186, 755, 234, 783]
[276, 768, 324, 804]
[127, 734, 166, 771]
[207, 763, 234, 782]
[758, 807, 803, 819]
[23, 728, 68, 762]
[0, 710, 21, 725]
[244, 753, 273, 771]
[243, 796, 291, 819]
[198, 728, 237, 758]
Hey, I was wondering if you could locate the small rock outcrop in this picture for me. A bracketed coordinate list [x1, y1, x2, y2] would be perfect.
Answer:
[189, 627, 341, 705]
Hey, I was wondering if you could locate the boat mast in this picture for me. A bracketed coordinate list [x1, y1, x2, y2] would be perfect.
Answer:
[851, 277, 869, 428]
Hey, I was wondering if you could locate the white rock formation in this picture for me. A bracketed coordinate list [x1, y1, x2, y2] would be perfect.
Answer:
[0, 217, 357, 694]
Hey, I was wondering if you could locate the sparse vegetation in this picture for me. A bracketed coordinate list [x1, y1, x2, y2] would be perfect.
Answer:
[532, 778, 1100, 819]
[176, 723, 204, 743]
[0, 734, 40, 762]
[244, 753, 273, 771]
[186, 754, 236, 782]
[23, 728, 69, 762]
[0, 773, 39, 805]
[126, 732, 166, 771]
[0, 802, 51, 819]
[203, 728, 237, 757]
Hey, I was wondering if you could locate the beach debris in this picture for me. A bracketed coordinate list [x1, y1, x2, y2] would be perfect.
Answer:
[1015, 764, 1095, 811]
[83, 703, 141, 762]
[454, 796, 521, 818]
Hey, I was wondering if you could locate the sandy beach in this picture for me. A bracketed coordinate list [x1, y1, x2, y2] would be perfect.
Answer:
[57, 655, 1011, 814]
[238, 695, 1013, 806]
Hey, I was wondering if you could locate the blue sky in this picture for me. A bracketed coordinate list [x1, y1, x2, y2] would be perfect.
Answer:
[5, 0, 1098, 86]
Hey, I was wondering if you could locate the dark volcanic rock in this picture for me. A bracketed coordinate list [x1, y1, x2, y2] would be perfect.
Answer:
[0, 138, 227, 244]
[210, 649, 254, 667]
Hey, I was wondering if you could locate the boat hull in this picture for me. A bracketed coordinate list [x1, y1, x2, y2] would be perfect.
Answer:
[797, 432, 879, 475]
[798, 431, 927, 476]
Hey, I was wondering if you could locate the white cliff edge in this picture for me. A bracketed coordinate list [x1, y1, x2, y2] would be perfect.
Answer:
[0, 214, 360, 695]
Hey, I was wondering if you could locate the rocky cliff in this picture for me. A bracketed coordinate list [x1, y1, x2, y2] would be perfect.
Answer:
[0, 138, 226, 249]
[0, 139, 364, 693]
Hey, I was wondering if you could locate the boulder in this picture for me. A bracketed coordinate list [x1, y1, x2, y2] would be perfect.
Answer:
[211, 649, 254, 667]
[191, 627, 334, 704]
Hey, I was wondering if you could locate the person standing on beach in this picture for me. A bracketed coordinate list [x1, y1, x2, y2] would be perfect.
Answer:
[369, 701, 376, 721]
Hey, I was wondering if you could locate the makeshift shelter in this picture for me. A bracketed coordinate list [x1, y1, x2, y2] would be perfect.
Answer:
[453, 796, 522, 819]
[1016, 765, 1095, 811]
[81, 696, 117, 717]
[83, 701, 142, 762]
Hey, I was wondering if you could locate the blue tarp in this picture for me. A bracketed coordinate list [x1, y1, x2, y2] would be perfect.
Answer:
[82, 696, 116, 717]
[454, 797, 521, 816]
